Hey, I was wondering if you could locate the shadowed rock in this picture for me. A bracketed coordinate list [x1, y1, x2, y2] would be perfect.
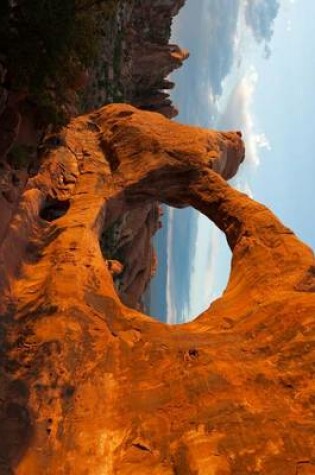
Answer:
[0, 104, 314, 475]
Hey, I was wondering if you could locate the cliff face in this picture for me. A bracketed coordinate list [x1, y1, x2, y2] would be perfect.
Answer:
[84, 0, 188, 118]
[126, 0, 188, 115]
[0, 104, 314, 474]
[100, 202, 161, 310]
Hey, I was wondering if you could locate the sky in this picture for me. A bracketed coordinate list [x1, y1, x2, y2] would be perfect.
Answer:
[148, 0, 315, 324]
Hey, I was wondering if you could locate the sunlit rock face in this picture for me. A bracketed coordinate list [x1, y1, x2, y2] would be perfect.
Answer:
[0, 104, 314, 475]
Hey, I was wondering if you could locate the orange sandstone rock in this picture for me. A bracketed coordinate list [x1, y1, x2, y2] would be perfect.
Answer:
[0, 104, 314, 475]
[107, 259, 124, 276]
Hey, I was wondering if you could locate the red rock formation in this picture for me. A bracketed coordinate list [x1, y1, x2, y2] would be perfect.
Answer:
[131, 0, 186, 45]
[100, 202, 161, 310]
[130, 42, 189, 95]
[107, 259, 124, 276]
[134, 91, 179, 119]
[82, 0, 189, 117]
[0, 104, 314, 475]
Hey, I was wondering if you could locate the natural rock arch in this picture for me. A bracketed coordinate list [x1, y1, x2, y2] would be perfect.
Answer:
[0, 104, 314, 474]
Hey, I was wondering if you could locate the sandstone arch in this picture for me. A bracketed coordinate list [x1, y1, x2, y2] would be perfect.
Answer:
[0, 104, 314, 474]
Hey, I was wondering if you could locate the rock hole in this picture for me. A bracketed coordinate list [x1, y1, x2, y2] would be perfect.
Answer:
[188, 348, 198, 358]
[61, 385, 75, 398]
[132, 442, 151, 452]
[114, 109, 134, 119]
[147, 205, 232, 323]
[87, 121, 101, 133]
[100, 199, 231, 324]
[99, 137, 120, 172]
[100, 189, 232, 324]
[40, 198, 70, 222]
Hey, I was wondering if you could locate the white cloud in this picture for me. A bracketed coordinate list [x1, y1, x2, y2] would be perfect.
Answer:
[218, 67, 271, 167]
[203, 225, 223, 302]
[189, 216, 218, 316]
[255, 132, 271, 150]
[188, 214, 232, 317]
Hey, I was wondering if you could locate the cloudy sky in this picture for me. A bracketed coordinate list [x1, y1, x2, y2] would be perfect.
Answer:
[149, 0, 315, 324]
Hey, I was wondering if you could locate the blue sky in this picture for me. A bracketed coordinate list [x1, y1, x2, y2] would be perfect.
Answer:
[149, 0, 315, 323]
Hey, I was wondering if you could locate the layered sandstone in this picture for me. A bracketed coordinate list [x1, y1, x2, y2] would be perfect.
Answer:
[0, 104, 314, 475]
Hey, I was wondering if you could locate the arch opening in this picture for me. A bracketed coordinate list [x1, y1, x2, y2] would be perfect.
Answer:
[39, 198, 70, 222]
[146, 205, 232, 324]
[100, 194, 231, 323]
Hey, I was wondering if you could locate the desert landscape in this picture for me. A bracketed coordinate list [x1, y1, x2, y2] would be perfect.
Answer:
[0, 1, 314, 474]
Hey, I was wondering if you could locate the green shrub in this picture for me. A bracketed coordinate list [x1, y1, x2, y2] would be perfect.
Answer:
[7, 144, 34, 169]
[0, 0, 119, 126]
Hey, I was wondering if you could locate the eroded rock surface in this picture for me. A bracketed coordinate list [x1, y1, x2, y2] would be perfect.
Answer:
[0, 104, 314, 475]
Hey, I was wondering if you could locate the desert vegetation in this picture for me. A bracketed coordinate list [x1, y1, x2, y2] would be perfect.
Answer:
[0, 0, 120, 125]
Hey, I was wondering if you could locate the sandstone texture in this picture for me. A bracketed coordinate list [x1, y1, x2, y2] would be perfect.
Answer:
[0, 104, 314, 475]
